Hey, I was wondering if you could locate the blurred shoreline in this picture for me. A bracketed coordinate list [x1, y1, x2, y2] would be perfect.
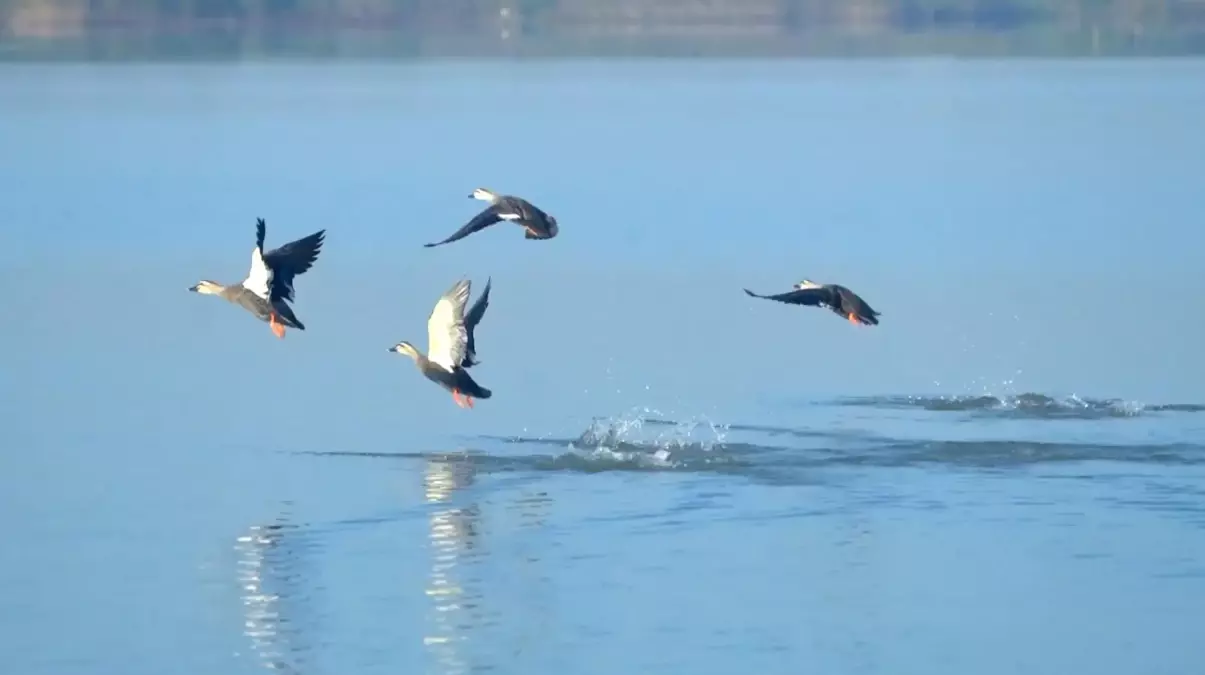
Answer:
[2, 0, 1204, 61]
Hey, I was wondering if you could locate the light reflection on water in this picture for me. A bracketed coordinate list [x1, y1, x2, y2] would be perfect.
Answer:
[233, 506, 315, 675]
[4, 57, 1204, 675]
[423, 455, 480, 675]
[207, 399, 1205, 675]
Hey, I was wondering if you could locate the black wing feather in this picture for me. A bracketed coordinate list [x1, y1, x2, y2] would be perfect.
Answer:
[743, 287, 833, 307]
[465, 277, 492, 330]
[256, 219, 325, 304]
[424, 205, 505, 248]
[461, 277, 492, 369]
[255, 218, 267, 252]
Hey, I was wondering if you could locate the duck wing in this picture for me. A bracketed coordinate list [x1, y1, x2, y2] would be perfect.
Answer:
[258, 219, 325, 303]
[424, 204, 507, 248]
[509, 198, 559, 239]
[743, 287, 835, 308]
[426, 279, 471, 372]
[513, 197, 550, 222]
[461, 277, 492, 368]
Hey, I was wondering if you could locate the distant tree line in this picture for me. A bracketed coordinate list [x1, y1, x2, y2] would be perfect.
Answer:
[2, 0, 1204, 58]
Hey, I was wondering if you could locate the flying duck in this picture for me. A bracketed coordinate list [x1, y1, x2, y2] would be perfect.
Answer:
[189, 218, 325, 339]
[744, 279, 880, 326]
[423, 188, 558, 248]
[388, 278, 493, 408]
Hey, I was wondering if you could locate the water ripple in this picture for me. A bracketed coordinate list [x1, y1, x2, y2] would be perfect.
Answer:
[299, 394, 1205, 488]
[827, 393, 1205, 419]
[232, 506, 322, 675]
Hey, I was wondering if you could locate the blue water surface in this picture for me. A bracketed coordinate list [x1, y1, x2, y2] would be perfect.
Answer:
[2, 59, 1204, 675]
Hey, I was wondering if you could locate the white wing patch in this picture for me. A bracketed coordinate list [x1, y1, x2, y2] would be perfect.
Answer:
[241, 247, 273, 300]
[426, 280, 471, 372]
[497, 212, 522, 221]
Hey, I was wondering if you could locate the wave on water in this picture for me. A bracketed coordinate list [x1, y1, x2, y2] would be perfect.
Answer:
[303, 394, 1205, 481]
[827, 392, 1205, 419]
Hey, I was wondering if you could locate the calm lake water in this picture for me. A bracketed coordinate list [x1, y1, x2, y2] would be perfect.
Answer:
[2, 59, 1204, 675]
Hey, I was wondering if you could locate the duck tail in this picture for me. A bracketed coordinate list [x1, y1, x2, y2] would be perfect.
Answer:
[273, 301, 306, 330]
[456, 370, 492, 399]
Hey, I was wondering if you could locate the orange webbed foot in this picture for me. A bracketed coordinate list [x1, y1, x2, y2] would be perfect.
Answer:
[269, 313, 286, 339]
[452, 390, 468, 408]
[848, 313, 858, 325]
[464, 396, 475, 409]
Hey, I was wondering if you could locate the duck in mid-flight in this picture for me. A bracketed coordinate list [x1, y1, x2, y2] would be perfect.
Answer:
[423, 188, 558, 248]
[743, 279, 880, 326]
[388, 278, 493, 409]
[189, 218, 325, 339]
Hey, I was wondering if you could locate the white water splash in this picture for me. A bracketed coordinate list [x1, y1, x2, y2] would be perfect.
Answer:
[569, 406, 730, 467]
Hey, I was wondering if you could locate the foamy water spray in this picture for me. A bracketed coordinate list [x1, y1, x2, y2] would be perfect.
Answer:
[569, 406, 730, 468]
